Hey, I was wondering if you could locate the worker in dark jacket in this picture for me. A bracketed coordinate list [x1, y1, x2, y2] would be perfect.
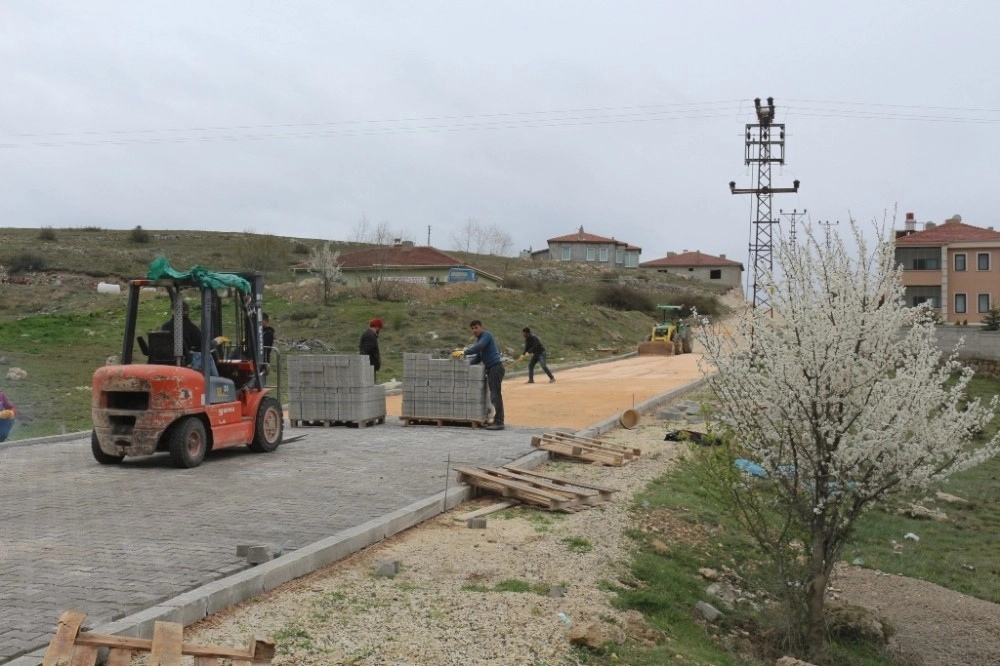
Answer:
[161, 300, 219, 376]
[520, 327, 555, 383]
[360, 318, 383, 380]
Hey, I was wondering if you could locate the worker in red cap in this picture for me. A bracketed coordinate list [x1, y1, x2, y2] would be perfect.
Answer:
[360, 317, 383, 381]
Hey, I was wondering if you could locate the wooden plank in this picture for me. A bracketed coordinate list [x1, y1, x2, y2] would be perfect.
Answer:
[476, 467, 601, 504]
[531, 436, 623, 466]
[505, 467, 618, 500]
[68, 645, 98, 666]
[248, 634, 277, 662]
[42, 610, 87, 666]
[541, 434, 631, 460]
[454, 467, 577, 510]
[149, 621, 183, 666]
[541, 433, 636, 460]
[454, 500, 520, 521]
[106, 649, 133, 666]
[545, 431, 642, 456]
[41, 612, 275, 665]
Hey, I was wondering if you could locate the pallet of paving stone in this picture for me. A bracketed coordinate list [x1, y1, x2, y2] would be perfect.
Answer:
[453, 466, 582, 511]
[530, 433, 625, 466]
[399, 415, 487, 428]
[476, 466, 616, 506]
[291, 416, 386, 428]
[42, 609, 275, 666]
[543, 431, 642, 459]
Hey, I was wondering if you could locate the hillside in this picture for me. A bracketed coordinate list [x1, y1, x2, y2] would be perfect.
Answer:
[0, 226, 738, 439]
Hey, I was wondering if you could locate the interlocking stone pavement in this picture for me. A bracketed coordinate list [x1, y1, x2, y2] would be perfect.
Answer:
[0, 419, 543, 663]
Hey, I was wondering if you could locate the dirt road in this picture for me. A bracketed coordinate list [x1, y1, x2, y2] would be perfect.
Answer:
[385, 353, 706, 430]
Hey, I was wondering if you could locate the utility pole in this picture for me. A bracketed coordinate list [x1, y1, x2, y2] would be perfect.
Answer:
[730, 96, 800, 313]
[780, 208, 807, 245]
[427, 225, 431, 246]
[818, 220, 840, 250]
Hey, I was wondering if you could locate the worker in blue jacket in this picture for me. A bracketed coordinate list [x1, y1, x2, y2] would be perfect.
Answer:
[455, 319, 505, 430]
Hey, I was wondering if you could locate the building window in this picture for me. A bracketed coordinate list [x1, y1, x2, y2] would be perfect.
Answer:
[978, 253, 990, 270]
[955, 253, 967, 271]
[979, 294, 991, 313]
[955, 293, 967, 314]
[710, 269, 722, 280]
[912, 258, 940, 270]
[586, 246, 596, 261]
[625, 253, 638, 268]
[616, 248, 624, 265]
[561, 245, 571, 261]
[599, 247, 608, 262]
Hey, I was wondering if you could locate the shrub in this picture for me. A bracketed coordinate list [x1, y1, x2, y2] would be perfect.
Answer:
[38, 226, 57, 241]
[593, 284, 653, 312]
[79, 226, 103, 232]
[6, 252, 46, 273]
[293, 243, 311, 255]
[982, 309, 1000, 331]
[128, 225, 151, 243]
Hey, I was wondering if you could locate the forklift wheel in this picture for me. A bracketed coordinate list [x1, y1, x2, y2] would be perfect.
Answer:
[249, 396, 283, 453]
[168, 417, 208, 468]
[91, 430, 124, 465]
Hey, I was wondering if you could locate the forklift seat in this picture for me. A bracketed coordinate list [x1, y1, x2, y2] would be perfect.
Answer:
[145, 330, 181, 364]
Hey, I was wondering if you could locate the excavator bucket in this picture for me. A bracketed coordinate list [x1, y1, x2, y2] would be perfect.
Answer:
[637, 340, 674, 356]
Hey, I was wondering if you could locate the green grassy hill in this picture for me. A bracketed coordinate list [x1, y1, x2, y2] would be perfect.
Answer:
[0, 226, 736, 439]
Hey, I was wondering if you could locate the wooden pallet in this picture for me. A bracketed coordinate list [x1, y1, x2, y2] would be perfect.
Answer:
[531, 433, 635, 467]
[453, 466, 581, 510]
[543, 431, 642, 459]
[503, 467, 618, 504]
[42, 610, 274, 666]
[399, 415, 487, 428]
[290, 416, 385, 428]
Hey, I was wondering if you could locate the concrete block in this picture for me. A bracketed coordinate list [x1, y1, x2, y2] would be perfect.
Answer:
[374, 558, 400, 577]
[246, 546, 272, 564]
[467, 517, 487, 529]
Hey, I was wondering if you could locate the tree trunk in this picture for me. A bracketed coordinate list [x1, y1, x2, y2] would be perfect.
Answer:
[805, 531, 830, 664]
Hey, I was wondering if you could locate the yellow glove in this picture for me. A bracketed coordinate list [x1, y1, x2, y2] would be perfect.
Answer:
[451, 349, 465, 359]
[0, 409, 13, 420]
[518, 354, 528, 362]
[213, 336, 230, 346]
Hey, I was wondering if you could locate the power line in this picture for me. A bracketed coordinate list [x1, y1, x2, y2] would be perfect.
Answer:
[3, 97, 999, 150]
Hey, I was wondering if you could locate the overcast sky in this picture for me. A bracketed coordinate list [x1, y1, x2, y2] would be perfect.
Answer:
[3, 1, 999, 268]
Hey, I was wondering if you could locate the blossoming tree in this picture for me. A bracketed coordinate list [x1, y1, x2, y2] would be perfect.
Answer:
[698, 221, 999, 659]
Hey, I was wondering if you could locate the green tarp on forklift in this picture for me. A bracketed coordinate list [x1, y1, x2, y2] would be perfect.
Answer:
[147, 255, 251, 294]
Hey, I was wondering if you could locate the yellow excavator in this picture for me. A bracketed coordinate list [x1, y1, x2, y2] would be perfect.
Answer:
[637, 305, 691, 356]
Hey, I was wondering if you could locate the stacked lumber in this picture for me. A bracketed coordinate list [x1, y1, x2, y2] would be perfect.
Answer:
[531, 431, 641, 466]
[454, 466, 617, 511]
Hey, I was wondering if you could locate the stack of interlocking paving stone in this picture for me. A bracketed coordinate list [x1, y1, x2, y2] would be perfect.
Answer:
[287, 354, 386, 424]
[401, 352, 489, 422]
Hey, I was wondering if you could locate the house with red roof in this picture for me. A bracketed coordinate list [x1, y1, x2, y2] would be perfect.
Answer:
[538, 226, 642, 269]
[895, 212, 1000, 323]
[638, 250, 744, 288]
[333, 241, 502, 288]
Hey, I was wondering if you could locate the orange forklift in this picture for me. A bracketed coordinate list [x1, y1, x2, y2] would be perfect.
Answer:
[91, 266, 282, 468]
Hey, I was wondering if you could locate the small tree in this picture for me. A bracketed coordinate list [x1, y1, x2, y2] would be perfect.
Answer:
[308, 243, 342, 304]
[982, 307, 1000, 331]
[698, 221, 999, 662]
[129, 225, 151, 243]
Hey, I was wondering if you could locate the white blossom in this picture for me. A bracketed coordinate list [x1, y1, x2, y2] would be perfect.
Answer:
[697, 219, 999, 655]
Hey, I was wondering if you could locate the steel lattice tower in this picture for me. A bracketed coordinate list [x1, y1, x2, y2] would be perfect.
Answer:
[729, 97, 800, 312]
